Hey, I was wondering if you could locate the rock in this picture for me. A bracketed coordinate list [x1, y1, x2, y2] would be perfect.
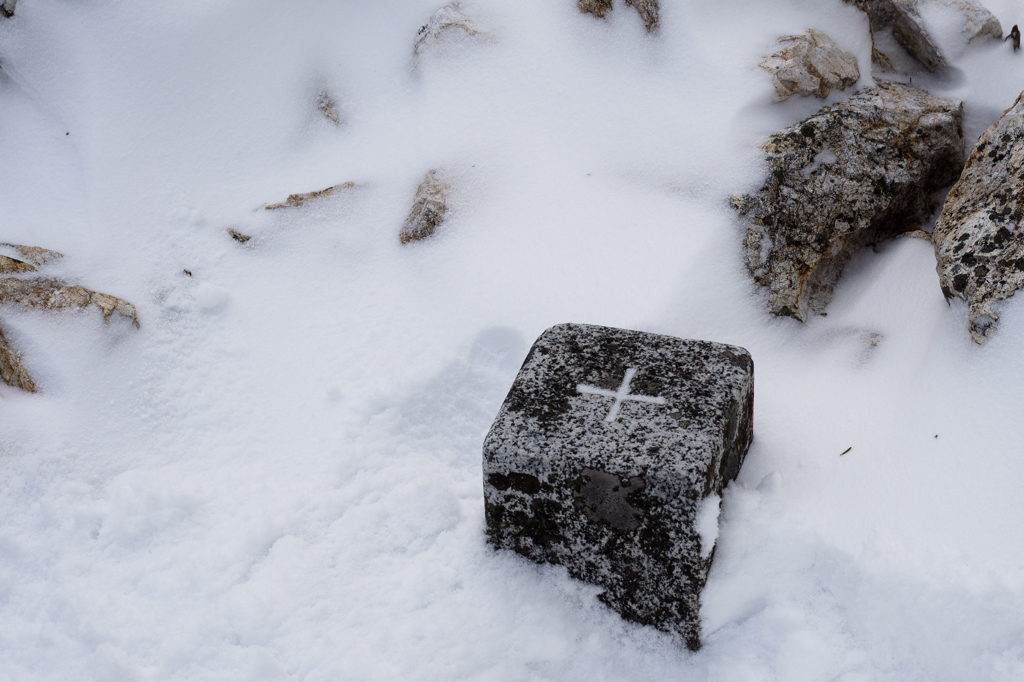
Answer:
[483, 323, 754, 649]
[933, 91, 1024, 343]
[0, 246, 138, 391]
[760, 30, 860, 101]
[845, 0, 1002, 71]
[400, 170, 449, 244]
[0, 255, 36, 275]
[1007, 24, 1020, 51]
[0, 278, 139, 326]
[0, 323, 34, 392]
[733, 82, 964, 321]
[2, 244, 64, 266]
[414, 2, 481, 56]
[317, 91, 341, 124]
[0, 0, 16, 19]
[579, 0, 660, 32]
[226, 228, 251, 244]
[265, 182, 355, 210]
[625, 0, 659, 32]
[578, 0, 613, 20]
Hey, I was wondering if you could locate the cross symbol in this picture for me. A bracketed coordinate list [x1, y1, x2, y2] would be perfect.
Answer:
[577, 367, 667, 423]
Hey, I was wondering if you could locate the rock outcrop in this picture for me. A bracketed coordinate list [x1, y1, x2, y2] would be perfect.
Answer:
[760, 30, 860, 101]
[0, 0, 16, 19]
[933, 92, 1024, 343]
[579, 0, 660, 33]
[733, 82, 964, 320]
[414, 2, 481, 56]
[265, 182, 355, 210]
[0, 245, 139, 392]
[845, 0, 1002, 71]
[400, 170, 450, 244]
[483, 324, 753, 650]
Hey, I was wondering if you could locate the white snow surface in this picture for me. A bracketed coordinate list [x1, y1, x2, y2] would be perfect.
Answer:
[2, 0, 1024, 679]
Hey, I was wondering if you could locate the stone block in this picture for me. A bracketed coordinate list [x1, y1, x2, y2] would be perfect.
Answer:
[483, 323, 754, 649]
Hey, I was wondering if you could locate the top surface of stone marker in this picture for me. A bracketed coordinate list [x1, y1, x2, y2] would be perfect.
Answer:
[485, 324, 752, 497]
[483, 323, 754, 648]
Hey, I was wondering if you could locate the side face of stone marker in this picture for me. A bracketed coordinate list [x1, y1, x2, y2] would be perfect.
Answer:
[482, 323, 754, 649]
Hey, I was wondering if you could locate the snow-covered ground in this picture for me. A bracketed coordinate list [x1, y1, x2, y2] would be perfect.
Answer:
[2, 0, 1024, 679]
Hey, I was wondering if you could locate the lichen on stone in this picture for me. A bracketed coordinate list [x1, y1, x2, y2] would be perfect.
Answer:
[933, 90, 1024, 343]
[733, 81, 964, 321]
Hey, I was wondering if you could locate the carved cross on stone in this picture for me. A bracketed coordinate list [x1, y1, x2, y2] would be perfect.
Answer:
[577, 367, 667, 422]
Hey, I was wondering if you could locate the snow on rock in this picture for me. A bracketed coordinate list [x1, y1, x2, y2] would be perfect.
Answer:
[846, 0, 1003, 71]
[482, 324, 754, 650]
[0, 0, 15, 20]
[400, 170, 450, 244]
[760, 29, 860, 101]
[734, 81, 964, 321]
[579, 0, 660, 33]
[414, 2, 482, 56]
[934, 90, 1024, 343]
[0, 246, 138, 391]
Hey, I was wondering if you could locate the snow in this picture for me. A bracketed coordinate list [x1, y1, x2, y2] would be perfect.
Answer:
[1, 0, 1024, 679]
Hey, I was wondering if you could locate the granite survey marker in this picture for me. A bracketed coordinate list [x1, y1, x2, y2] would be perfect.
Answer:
[482, 324, 754, 648]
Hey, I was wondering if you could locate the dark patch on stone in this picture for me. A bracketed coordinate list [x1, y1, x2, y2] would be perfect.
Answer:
[573, 468, 646, 531]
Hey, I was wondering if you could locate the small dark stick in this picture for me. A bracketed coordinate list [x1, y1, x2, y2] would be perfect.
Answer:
[1008, 25, 1020, 51]
[840, 447, 852, 456]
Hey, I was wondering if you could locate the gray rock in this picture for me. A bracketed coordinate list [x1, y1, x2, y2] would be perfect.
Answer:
[760, 29, 860, 101]
[733, 81, 964, 321]
[933, 91, 1024, 343]
[483, 323, 754, 649]
[400, 170, 449, 244]
[578, 0, 660, 33]
[0, 0, 15, 19]
[845, 0, 1002, 71]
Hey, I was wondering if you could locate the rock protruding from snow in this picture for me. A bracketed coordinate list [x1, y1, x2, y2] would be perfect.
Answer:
[0, 245, 139, 392]
[846, 0, 1002, 71]
[265, 182, 355, 210]
[933, 92, 1024, 343]
[760, 30, 860, 101]
[400, 170, 450, 244]
[0, 323, 34, 392]
[414, 2, 481, 56]
[0, 0, 15, 19]
[733, 82, 964, 321]
[483, 324, 754, 650]
[579, 0, 659, 33]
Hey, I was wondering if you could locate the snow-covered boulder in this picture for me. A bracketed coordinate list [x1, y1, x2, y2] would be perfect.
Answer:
[933, 91, 1024, 343]
[483, 324, 753, 650]
[400, 170, 450, 244]
[733, 82, 964, 321]
[846, 0, 1002, 71]
[0, 0, 16, 19]
[0, 245, 138, 392]
[579, 0, 660, 33]
[760, 30, 861, 101]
